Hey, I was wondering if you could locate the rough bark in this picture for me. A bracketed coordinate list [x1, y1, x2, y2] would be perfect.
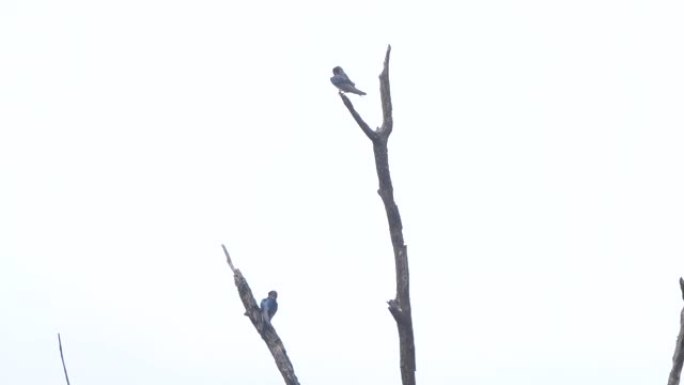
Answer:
[221, 245, 300, 385]
[668, 277, 684, 385]
[338, 45, 416, 385]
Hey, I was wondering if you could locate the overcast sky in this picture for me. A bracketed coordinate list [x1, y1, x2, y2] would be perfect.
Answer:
[1, 1, 684, 384]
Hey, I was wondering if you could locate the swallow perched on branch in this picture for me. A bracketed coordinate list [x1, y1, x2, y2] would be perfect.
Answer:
[330, 66, 366, 96]
[260, 290, 278, 323]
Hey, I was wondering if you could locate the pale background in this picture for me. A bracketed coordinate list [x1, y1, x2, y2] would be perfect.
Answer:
[1, 1, 683, 384]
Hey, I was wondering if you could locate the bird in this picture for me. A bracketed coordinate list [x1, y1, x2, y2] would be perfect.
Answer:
[330, 66, 366, 95]
[260, 290, 278, 323]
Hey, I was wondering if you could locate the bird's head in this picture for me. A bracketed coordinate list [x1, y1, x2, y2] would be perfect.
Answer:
[268, 290, 278, 299]
[332, 66, 344, 75]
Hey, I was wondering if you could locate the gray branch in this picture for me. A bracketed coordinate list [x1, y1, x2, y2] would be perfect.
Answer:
[338, 44, 416, 385]
[57, 333, 71, 385]
[668, 277, 684, 385]
[221, 245, 300, 385]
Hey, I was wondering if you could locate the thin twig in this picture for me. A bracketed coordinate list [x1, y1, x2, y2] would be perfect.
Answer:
[57, 333, 71, 385]
[222, 244, 236, 272]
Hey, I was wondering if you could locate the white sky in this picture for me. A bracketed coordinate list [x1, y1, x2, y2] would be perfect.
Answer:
[1, 0, 683, 384]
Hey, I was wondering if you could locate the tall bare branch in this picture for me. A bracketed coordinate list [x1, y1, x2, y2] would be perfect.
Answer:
[221, 245, 300, 385]
[338, 44, 416, 385]
[668, 277, 684, 385]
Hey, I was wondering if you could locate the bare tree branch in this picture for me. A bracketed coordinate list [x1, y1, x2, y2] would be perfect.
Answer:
[57, 333, 71, 385]
[340, 95, 376, 140]
[668, 277, 684, 385]
[379, 46, 393, 136]
[338, 44, 416, 385]
[221, 245, 300, 385]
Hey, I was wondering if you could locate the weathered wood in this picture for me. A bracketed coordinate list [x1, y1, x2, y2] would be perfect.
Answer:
[222, 245, 300, 385]
[338, 45, 416, 385]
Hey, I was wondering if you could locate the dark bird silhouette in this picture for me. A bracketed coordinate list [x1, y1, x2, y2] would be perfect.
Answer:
[330, 66, 366, 95]
[260, 290, 278, 322]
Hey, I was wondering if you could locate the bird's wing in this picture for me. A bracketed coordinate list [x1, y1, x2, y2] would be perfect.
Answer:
[343, 74, 356, 86]
[331, 75, 350, 87]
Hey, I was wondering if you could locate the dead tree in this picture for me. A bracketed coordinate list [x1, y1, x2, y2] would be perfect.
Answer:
[337, 45, 416, 385]
[668, 277, 684, 385]
[222, 46, 413, 385]
[221, 245, 300, 385]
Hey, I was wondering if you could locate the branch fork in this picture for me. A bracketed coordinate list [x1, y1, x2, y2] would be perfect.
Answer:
[337, 44, 416, 385]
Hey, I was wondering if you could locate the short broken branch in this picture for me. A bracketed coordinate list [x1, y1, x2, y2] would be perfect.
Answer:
[221, 245, 300, 385]
[387, 299, 408, 324]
